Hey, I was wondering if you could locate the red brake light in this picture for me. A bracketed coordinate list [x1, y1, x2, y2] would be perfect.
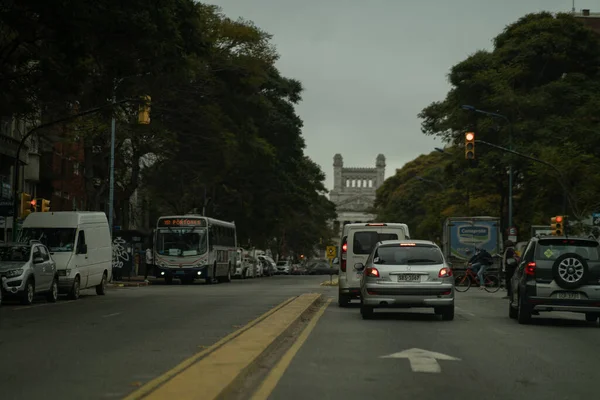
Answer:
[525, 262, 536, 276]
[400, 243, 416, 247]
[341, 239, 348, 272]
[366, 223, 386, 226]
[366, 267, 380, 277]
[438, 267, 452, 278]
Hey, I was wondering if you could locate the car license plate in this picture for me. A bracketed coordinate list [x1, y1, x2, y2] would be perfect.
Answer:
[176, 270, 185, 275]
[557, 292, 581, 300]
[398, 274, 420, 282]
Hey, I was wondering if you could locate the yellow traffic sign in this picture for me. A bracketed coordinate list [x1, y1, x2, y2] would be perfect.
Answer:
[326, 246, 337, 259]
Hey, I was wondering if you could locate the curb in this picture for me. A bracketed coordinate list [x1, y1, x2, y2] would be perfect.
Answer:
[108, 281, 150, 288]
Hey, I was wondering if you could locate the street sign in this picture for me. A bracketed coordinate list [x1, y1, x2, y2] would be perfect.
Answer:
[380, 348, 461, 373]
[326, 246, 336, 259]
[593, 213, 600, 226]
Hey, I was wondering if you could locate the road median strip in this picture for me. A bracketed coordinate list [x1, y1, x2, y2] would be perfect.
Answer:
[124, 293, 321, 400]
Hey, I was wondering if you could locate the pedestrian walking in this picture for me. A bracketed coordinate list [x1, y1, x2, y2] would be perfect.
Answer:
[503, 240, 518, 298]
[144, 246, 154, 281]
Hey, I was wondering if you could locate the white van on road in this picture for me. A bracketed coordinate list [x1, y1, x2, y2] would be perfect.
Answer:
[338, 223, 409, 307]
[20, 212, 113, 299]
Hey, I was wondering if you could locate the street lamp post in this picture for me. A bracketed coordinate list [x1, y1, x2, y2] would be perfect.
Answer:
[108, 79, 117, 238]
[461, 105, 514, 231]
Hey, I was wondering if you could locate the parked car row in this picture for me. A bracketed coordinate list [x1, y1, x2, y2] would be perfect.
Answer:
[0, 211, 113, 307]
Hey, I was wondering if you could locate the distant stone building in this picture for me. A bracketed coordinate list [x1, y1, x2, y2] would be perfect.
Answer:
[574, 9, 600, 35]
[329, 154, 386, 242]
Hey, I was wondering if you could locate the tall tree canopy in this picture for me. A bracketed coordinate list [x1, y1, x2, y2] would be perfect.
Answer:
[1, 0, 336, 257]
[376, 12, 600, 238]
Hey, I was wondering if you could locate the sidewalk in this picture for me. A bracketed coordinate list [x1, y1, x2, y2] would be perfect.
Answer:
[109, 275, 154, 287]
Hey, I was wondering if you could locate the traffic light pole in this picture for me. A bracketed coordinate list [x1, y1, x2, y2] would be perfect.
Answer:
[11, 99, 134, 241]
[461, 106, 514, 231]
[475, 139, 569, 215]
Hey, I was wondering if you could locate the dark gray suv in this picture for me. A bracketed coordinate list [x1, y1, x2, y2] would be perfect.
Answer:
[509, 236, 600, 325]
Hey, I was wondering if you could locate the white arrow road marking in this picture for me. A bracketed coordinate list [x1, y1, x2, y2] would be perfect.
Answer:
[380, 348, 461, 373]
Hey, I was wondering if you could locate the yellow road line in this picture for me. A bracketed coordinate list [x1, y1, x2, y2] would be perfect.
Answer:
[250, 298, 331, 400]
[140, 293, 321, 400]
[122, 295, 297, 400]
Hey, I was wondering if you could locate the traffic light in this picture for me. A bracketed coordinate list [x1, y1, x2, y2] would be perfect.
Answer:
[41, 198, 50, 212]
[465, 132, 475, 160]
[551, 216, 564, 236]
[138, 95, 151, 125]
[20, 193, 34, 218]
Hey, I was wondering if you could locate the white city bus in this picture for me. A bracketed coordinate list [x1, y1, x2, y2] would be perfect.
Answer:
[153, 215, 237, 284]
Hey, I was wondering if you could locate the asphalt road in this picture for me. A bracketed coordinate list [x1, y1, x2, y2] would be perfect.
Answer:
[0, 275, 330, 400]
[267, 289, 600, 400]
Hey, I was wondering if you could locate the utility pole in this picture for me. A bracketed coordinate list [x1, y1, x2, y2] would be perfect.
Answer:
[108, 78, 117, 238]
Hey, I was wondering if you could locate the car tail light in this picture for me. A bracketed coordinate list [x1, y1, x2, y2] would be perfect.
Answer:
[438, 267, 452, 278]
[366, 267, 380, 277]
[525, 262, 536, 276]
[366, 223, 387, 226]
[341, 238, 348, 272]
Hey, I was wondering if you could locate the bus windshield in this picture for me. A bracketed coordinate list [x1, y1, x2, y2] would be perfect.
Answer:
[156, 227, 207, 256]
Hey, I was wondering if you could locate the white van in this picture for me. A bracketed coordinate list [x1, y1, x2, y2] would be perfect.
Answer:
[338, 223, 409, 307]
[20, 212, 112, 299]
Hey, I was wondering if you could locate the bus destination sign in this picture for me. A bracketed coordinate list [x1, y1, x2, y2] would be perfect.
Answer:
[158, 218, 206, 227]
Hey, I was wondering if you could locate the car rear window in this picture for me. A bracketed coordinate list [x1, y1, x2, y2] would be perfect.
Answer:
[536, 239, 600, 261]
[373, 244, 444, 265]
[352, 232, 399, 255]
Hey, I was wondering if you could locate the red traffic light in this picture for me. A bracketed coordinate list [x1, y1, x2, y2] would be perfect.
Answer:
[30, 199, 37, 206]
[556, 216, 563, 223]
[465, 132, 475, 141]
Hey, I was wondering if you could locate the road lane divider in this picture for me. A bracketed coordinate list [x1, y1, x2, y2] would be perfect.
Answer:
[250, 298, 331, 400]
[123, 293, 321, 400]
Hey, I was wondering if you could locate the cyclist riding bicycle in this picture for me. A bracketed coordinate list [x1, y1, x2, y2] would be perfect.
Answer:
[468, 247, 494, 289]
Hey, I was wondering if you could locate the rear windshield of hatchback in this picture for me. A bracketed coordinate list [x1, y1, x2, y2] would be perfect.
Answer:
[373, 244, 444, 265]
[536, 239, 600, 261]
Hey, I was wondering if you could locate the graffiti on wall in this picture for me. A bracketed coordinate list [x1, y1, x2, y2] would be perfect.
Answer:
[112, 237, 130, 269]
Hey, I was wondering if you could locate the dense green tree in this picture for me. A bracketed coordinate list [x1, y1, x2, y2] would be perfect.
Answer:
[382, 12, 600, 239]
[1, 1, 336, 255]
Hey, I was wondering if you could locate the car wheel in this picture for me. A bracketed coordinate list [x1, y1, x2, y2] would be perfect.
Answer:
[96, 272, 107, 295]
[21, 279, 35, 305]
[440, 305, 454, 321]
[68, 276, 81, 300]
[517, 292, 531, 324]
[47, 278, 59, 302]
[338, 293, 350, 307]
[508, 296, 518, 319]
[552, 253, 589, 290]
[585, 313, 599, 322]
[360, 305, 374, 319]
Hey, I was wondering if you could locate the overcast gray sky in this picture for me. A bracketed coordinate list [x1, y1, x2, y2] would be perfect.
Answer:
[210, 0, 591, 190]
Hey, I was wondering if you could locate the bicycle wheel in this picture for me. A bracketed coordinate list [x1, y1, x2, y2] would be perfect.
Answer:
[454, 274, 471, 292]
[484, 275, 501, 293]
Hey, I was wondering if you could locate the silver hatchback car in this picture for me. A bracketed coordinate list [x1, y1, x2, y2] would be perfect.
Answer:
[357, 240, 455, 320]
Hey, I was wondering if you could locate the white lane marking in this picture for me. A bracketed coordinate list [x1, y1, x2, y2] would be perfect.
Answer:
[381, 348, 461, 373]
[12, 300, 76, 311]
[455, 306, 476, 317]
[102, 312, 121, 318]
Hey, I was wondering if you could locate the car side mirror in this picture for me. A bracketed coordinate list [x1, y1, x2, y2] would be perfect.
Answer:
[33, 256, 44, 264]
[354, 263, 365, 271]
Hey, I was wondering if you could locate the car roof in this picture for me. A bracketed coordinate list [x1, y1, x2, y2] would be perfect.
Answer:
[377, 239, 436, 246]
[533, 236, 596, 243]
